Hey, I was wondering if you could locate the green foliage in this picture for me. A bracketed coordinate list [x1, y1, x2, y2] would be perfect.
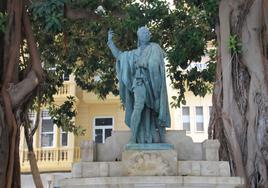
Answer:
[0, 12, 6, 33]
[30, 0, 65, 33]
[187, 49, 216, 97]
[228, 35, 242, 54]
[48, 96, 85, 135]
[166, 1, 218, 106]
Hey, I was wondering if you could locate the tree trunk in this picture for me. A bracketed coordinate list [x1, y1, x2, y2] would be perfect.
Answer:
[0, 106, 10, 188]
[0, 0, 43, 187]
[209, 0, 268, 187]
[27, 152, 44, 188]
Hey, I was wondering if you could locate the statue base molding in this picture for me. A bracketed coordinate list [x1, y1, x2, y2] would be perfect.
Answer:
[125, 143, 174, 150]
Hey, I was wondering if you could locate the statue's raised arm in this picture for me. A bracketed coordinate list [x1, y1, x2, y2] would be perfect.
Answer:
[107, 29, 121, 59]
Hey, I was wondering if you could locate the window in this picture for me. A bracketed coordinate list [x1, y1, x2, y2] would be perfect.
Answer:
[196, 106, 204, 132]
[93, 117, 113, 143]
[28, 111, 36, 129]
[63, 73, 69, 81]
[182, 107, 190, 131]
[60, 129, 68, 147]
[40, 110, 55, 147]
[28, 111, 35, 120]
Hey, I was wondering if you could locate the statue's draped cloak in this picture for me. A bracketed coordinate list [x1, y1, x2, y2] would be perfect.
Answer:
[116, 43, 171, 134]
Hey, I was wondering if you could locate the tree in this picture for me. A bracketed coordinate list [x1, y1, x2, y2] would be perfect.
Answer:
[0, 0, 215, 187]
[0, 0, 44, 187]
[0, 1, 81, 187]
[208, 0, 268, 187]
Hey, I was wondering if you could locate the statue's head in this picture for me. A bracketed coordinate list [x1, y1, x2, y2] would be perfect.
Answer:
[137, 26, 151, 44]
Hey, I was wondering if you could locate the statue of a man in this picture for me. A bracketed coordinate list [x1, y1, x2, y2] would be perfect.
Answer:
[107, 26, 170, 144]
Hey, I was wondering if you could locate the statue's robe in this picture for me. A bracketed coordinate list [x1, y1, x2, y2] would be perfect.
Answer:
[116, 42, 171, 143]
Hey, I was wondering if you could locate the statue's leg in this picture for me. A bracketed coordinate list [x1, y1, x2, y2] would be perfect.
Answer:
[130, 84, 146, 143]
[138, 123, 145, 143]
[159, 126, 166, 143]
[151, 115, 158, 143]
[144, 108, 153, 143]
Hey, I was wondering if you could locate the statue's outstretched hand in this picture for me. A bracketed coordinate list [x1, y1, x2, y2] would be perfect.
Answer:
[108, 29, 114, 42]
[107, 28, 121, 58]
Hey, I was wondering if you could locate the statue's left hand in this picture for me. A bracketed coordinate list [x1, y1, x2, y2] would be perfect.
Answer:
[107, 29, 121, 58]
[108, 29, 114, 42]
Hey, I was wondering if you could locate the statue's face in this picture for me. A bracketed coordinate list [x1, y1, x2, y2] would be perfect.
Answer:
[137, 27, 151, 43]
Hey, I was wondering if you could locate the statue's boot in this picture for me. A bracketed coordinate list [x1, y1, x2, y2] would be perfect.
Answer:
[159, 127, 166, 143]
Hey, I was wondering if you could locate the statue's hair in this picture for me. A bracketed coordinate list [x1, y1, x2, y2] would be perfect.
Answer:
[137, 26, 151, 42]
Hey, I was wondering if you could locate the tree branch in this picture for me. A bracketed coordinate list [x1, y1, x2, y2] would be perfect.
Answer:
[9, 70, 39, 108]
[65, 5, 102, 20]
[64, 5, 126, 20]
[7, 7, 45, 108]
[24, 114, 44, 188]
[22, 9, 43, 82]
[31, 94, 41, 136]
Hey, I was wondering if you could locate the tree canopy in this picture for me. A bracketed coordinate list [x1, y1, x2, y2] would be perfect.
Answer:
[25, 0, 218, 110]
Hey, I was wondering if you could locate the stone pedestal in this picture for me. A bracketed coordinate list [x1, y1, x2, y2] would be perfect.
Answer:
[61, 131, 244, 188]
[80, 140, 96, 162]
[202, 140, 220, 161]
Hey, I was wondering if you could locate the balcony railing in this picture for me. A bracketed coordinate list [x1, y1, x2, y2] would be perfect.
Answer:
[55, 83, 76, 97]
[20, 147, 80, 172]
[57, 84, 70, 95]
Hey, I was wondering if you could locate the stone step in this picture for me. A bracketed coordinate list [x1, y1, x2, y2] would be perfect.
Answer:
[61, 176, 243, 188]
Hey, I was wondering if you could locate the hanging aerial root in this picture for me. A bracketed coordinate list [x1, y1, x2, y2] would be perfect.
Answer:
[22, 9, 44, 82]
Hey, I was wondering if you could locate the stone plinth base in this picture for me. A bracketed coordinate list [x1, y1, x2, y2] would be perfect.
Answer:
[61, 176, 243, 188]
[71, 161, 231, 178]
[125, 143, 174, 150]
